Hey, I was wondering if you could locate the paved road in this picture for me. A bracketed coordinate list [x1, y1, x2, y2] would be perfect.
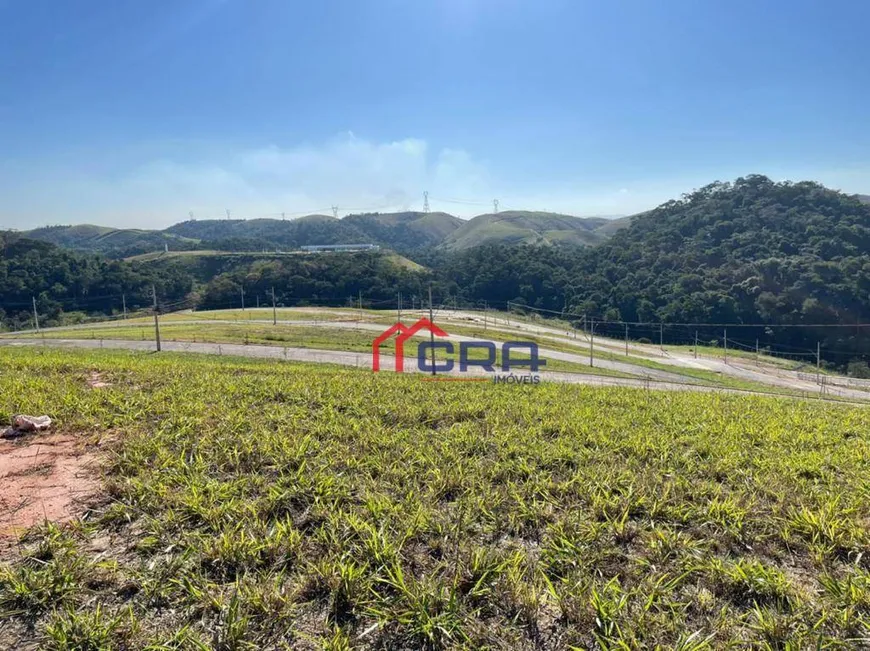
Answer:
[2, 338, 863, 404]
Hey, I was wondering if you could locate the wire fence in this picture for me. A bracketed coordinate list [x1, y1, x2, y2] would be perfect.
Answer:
[6, 289, 870, 371]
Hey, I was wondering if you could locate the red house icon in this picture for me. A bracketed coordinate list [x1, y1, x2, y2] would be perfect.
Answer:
[371, 318, 449, 372]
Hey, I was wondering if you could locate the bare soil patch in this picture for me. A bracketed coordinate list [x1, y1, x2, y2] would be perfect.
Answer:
[87, 371, 111, 389]
[0, 432, 99, 551]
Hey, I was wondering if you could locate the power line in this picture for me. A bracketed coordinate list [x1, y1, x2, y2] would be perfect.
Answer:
[427, 195, 491, 206]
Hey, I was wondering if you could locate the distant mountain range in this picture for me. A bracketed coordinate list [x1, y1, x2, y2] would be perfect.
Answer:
[19, 190, 869, 259]
[21, 210, 630, 258]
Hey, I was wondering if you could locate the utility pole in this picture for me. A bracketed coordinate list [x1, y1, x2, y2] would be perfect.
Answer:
[660, 323, 664, 355]
[359, 290, 363, 323]
[723, 328, 728, 364]
[241, 287, 245, 311]
[483, 301, 488, 331]
[397, 292, 402, 323]
[694, 331, 698, 359]
[271, 287, 277, 326]
[429, 284, 436, 376]
[756, 339, 760, 366]
[256, 295, 260, 309]
[589, 318, 595, 368]
[625, 323, 629, 356]
[817, 342, 821, 384]
[32, 297, 40, 332]
[151, 285, 161, 352]
[122, 294, 127, 320]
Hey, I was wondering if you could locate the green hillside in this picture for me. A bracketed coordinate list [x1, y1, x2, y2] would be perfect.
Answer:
[25, 212, 466, 258]
[343, 211, 462, 250]
[128, 247, 424, 273]
[164, 215, 371, 250]
[439, 211, 611, 250]
[0, 233, 194, 329]
[23, 224, 198, 258]
[566, 175, 870, 362]
[593, 213, 635, 237]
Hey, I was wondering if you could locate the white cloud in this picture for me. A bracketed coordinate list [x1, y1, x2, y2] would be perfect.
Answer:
[3, 134, 868, 230]
[1, 134, 498, 228]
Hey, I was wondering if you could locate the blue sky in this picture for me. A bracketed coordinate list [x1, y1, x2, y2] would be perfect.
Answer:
[1, 0, 869, 229]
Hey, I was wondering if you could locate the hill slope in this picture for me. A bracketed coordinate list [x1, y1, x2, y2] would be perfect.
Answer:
[593, 214, 636, 237]
[23, 225, 199, 258]
[165, 215, 371, 250]
[25, 210, 629, 257]
[343, 211, 462, 250]
[440, 211, 611, 250]
[0, 233, 193, 328]
[568, 174, 870, 359]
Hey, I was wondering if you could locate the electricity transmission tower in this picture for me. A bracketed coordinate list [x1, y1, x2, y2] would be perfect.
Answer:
[423, 191, 430, 213]
[493, 199, 499, 214]
[332, 206, 339, 218]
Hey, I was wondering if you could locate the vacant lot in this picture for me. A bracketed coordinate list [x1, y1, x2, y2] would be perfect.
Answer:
[1, 348, 869, 649]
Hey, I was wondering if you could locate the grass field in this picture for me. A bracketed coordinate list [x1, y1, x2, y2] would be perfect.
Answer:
[1, 347, 870, 648]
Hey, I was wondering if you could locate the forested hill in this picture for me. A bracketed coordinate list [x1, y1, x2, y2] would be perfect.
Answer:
[22, 211, 609, 257]
[25, 211, 466, 258]
[0, 233, 193, 329]
[569, 175, 870, 322]
[538, 175, 870, 365]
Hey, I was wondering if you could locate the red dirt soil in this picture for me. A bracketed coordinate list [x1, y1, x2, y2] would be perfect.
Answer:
[0, 432, 99, 548]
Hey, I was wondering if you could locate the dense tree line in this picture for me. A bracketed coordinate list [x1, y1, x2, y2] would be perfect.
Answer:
[198, 253, 430, 310]
[0, 234, 193, 329]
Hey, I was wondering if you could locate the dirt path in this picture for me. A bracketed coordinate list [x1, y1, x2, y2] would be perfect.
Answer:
[0, 431, 99, 550]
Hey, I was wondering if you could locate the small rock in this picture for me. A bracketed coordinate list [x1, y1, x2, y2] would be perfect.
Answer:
[11, 414, 52, 433]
